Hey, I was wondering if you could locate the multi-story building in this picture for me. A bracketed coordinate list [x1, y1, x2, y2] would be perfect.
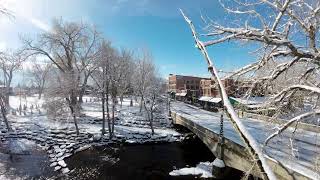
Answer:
[200, 79, 218, 97]
[168, 74, 209, 99]
[200, 78, 236, 97]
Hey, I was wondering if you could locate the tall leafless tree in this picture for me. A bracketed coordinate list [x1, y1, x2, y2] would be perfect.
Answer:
[23, 19, 101, 135]
[143, 76, 165, 135]
[91, 40, 115, 136]
[134, 50, 156, 113]
[30, 62, 52, 99]
[117, 48, 135, 108]
[0, 51, 25, 107]
[107, 48, 135, 138]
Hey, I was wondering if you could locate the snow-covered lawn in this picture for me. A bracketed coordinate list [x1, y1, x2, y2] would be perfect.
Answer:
[0, 95, 182, 178]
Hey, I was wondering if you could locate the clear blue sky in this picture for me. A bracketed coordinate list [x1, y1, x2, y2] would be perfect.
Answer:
[0, 0, 258, 79]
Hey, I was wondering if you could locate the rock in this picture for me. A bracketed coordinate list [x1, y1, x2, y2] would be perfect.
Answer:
[50, 157, 57, 162]
[60, 144, 66, 149]
[62, 153, 72, 159]
[54, 148, 62, 153]
[56, 152, 64, 158]
[54, 165, 61, 171]
[93, 134, 101, 141]
[56, 157, 64, 162]
[74, 145, 91, 153]
[49, 154, 56, 158]
[50, 162, 57, 167]
[61, 167, 70, 174]
[66, 143, 75, 149]
[58, 160, 67, 167]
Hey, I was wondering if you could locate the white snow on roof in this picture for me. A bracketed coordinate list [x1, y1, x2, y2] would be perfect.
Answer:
[209, 98, 222, 103]
[176, 92, 187, 97]
[199, 96, 212, 101]
[230, 96, 267, 105]
[199, 96, 221, 103]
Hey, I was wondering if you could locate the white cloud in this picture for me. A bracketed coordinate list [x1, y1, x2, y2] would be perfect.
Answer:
[0, 41, 6, 51]
[29, 17, 50, 32]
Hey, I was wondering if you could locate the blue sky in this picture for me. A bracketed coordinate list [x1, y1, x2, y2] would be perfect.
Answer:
[0, 0, 258, 79]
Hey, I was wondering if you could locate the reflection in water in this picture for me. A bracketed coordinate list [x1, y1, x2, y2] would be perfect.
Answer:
[0, 139, 56, 179]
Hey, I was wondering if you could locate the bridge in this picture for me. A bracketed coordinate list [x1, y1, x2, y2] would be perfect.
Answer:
[170, 101, 319, 180]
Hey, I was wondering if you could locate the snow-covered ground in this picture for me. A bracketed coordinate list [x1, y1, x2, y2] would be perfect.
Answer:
[0, 95, 182, 178]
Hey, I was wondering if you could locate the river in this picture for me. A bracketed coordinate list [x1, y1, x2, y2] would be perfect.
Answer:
[0, 134, 243, 179]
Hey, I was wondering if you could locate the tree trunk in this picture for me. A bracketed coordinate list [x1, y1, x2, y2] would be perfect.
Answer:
[111, 98, 116, 139]
[139, 96, 143, 112]
[78, 74, 90, 104]
[0, 96, 11, 132]
[143, 100, 154, 135]
[150, 110, 154, 135]
[130, 97, 133, 107]
[5, 75, 12, 108]
[101, 92, 106, 135]
[78, 88, 85, 104]
[120, 95, 123, 108]
[38, 87, 43, 99]
[67, 91, 80, 135]
[72, 109, 80, 135]
[106, 85, 112, 138]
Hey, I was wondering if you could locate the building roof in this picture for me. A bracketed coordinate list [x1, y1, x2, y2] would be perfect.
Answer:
[198, 96, 222, 103]
[176, 92, 187, 97]
[169, 74, 210, 80]
[229, 96, 267, 105]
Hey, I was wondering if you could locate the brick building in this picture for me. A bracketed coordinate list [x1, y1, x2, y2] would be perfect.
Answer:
[168, 74, 209, 99]
[200, 78, 236, 97]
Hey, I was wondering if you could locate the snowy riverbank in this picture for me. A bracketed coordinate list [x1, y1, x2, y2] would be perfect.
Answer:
[0, 95, 183, 178]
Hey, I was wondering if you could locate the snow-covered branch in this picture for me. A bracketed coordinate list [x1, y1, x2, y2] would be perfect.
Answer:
[180, 9, 277, 180]
[264, 110, 320, 145]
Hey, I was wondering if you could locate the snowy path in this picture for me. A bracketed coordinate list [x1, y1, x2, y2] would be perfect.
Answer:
[171, 101, 320, 179]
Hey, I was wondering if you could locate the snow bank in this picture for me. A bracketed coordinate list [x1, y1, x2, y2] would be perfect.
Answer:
[9, 95, 44, 109]
[169, 162, 214, 178]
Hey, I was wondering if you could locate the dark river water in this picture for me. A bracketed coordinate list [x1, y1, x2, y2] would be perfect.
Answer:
[62, 135, 243, 180]
[0, 135, 243, 180]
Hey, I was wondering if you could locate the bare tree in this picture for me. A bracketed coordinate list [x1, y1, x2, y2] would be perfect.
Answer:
[30, 62, 52, 99]
[134, 50, 156, 113]
[117, 48, 135, 108]
[23, 19, 101, 135]
[143, 76, 165, 135]
[107, 48, 134, 138]
[181, 0, 320, 179]
[0, 94, 11, 131]
[0, 4, 13, 18]
[91, 40, 115, 136]
[0, 51, 25, 107]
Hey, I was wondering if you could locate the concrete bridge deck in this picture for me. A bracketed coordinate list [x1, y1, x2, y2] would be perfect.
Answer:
[170, 101, 319, 180]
